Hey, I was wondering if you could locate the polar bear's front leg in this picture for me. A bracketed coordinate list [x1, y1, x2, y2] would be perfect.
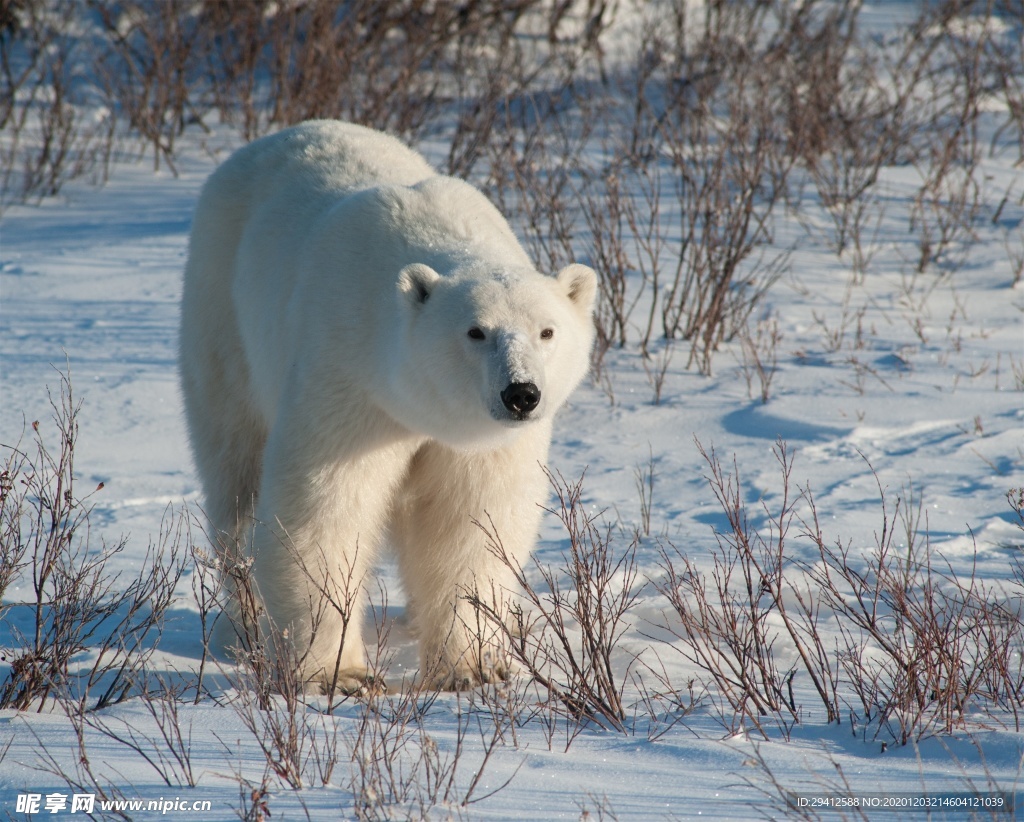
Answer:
[247, 410, 418, 694]
[395, 429, 550, 690]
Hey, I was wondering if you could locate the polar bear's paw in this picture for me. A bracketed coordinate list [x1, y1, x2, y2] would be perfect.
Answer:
[425, 651, 511, 691]
[317, 666, 388, 698]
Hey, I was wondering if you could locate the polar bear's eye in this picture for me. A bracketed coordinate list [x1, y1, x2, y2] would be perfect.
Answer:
[540, 328, 554, 340]
[467, 327, 486, 341]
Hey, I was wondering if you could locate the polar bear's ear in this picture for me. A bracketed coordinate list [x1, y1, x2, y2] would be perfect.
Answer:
[556, 263, 597, 315]
[398, 263, 441, 306]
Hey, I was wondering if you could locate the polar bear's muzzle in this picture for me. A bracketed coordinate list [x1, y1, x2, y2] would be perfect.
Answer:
[500, 381, 541, 420]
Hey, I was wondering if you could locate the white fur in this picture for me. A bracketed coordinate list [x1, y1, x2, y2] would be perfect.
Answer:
[179, 121, 596, 690]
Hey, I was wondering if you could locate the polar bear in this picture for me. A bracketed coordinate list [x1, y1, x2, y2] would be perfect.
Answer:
[179, 121, 596, 692]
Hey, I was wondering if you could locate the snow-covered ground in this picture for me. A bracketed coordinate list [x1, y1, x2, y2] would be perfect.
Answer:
[2, 6, 1023, 820]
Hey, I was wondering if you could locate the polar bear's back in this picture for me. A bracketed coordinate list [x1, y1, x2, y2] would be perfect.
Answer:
[184, 121, 438, 313]
[180, 123, 432, 448]
[206, 120, 436, 212]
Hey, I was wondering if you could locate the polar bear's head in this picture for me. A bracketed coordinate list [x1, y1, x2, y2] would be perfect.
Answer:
[389, 261, 597, 448]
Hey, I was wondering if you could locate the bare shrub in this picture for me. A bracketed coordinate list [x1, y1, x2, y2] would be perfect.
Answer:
[904, 1, 1014, 275]
[576, 793, 619, 821]
[582, 146, 679, 401]
[83, 674, 199, 789]
[655, 541, 792, 739]
[634, 446, 656, 539]
[541, 0, 795, 379]
[25, 706, 133, 820]
[655, 440, 1022, 745]
[1008, 488, 1024, 533]
[9, 0, 1014, 383]
[202, 0, 448, 139]
[802, 468, 987, 745]
[210, 514, 270, 705]
[576, 159, 636, 360]
[445, 1, 607, 178]
[212, 541, 359, 792]
[556, 0, 1021, 378]
[780, 2, 910, 279]
[188, 536, 223, 704]
[971, 584, 1024, 732]
[218, 546, 402, 792]
[0, 0, 118, 207]
[989, 2, 1023, 163]
[222, 611, 348, 790]
[654, 69, 791, 373]
[213, 514, 394, 706]
[236, 774, 273, 822]
[90, 0, 205, 173]
[469, 469, 644, 743]
[655, 440, 842, 738]
[300, 542, 389, 702]
[736, 314, 782, 405]
[0, 368, 187, 712]
[194, 0, 607, 152]
[219, 592, 523, 814]
[803, 468, 1024, 744]
[2, 1, 609, 204]
[482, 87, 594, 276]
[342, 683, 520, 820]
[71, 512, 188, 713]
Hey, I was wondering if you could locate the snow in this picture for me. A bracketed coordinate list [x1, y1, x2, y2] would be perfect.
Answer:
[2, 16, 1024, 822]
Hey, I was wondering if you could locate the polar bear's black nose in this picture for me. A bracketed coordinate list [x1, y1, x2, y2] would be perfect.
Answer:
[501, 382, 541, 418]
